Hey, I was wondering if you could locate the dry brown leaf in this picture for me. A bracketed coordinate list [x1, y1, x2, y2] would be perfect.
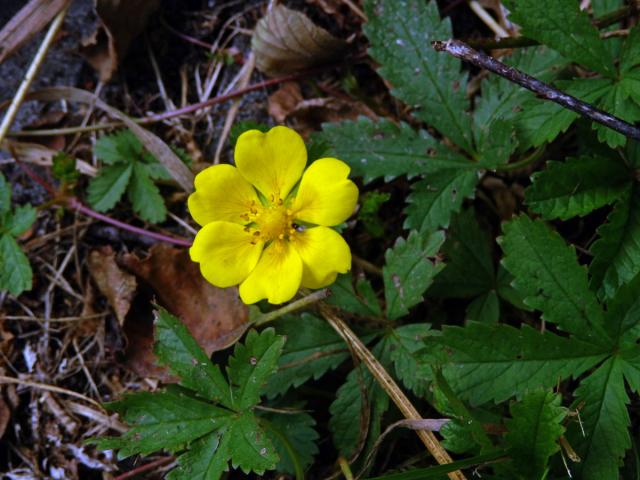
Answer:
[25, 87, 194, 191]
[80, 0, 160, 82]
[120, 244, 250, 379]
[0, 0, 71, 65]
[268, 81, 304, 123]
[87, 246, 137, 326]
[1, 139, 97, 176]
[252, 4, 348, 76]
[0, 394, 10, 439]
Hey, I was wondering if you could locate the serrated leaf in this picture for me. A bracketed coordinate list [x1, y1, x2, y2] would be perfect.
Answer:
[384, 230, 445, 320]
[594, 82, 640, 148]
[590, 187, 640, 298]
[0, 234, 32, 296]
[95, 130, 142, 165]
[620, 25, 640, 74]
[227, 328, 285, 410]
[476, 119, 517, 169]
[429, 208, 495, 298]
[96, 390, 232, 458]
[264, 314, 350, 399]
[504, 391, 566, 479]
[127, 162, 167, 223]
[440, 419, 478, 454]
[364, 0, 474, 152]
[603, 276, 640, 348]
[87, 163, 132, 212]
[0, 173, 10, 215]
[466, 291, 500, 323]
[474, 46, 566, 128]
[502, 0, 614, 76]
[403, 170, 478, 234]
[318, 118, 470, 184]
[227, 412, 279, 474]
[388, 324, 433, 398]
[262, 410, 319, 475]
[569, 356, 630, 480]
[500, 215, 607, 344]
[154, 309, 232, 407]
[167, 431, 228, 480]
[430, 322, 608, 405]
[4, 204, 37, 237]
[328, 272, 382, 317]
[514, 78, 611, 148]
[329, 339, 390, 458]
[526, 156, 631, 220]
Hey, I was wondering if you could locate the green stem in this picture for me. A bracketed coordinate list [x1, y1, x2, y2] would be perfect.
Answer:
[253, 289, 330, 326]
[495, 147, 545, 172]
[338, 457, 355, 480]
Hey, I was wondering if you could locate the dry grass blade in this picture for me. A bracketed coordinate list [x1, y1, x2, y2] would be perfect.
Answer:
[319, 305, 467, 480]
[0, 0, 71, 65]
[1, 138, 97, 176]
[252, 4, 348, 76]
[25, 86, 195, 192]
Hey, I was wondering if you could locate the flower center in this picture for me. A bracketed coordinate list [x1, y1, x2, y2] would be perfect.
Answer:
[245, 200, 298, 244]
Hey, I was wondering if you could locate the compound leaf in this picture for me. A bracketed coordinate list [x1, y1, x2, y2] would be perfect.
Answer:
[0, 234, 32, 296]
[87, 163, 132, 212]
[127, 162, 167, 223]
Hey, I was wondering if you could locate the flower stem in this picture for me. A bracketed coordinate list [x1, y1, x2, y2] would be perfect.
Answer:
[253, 289, 330, 326]
[67, 197, 193, 247]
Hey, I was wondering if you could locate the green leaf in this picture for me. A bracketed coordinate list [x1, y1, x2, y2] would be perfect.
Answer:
[604, 276, 640, 347]
[388, 324, 433, 398]
[227, 328, 285, 410]
[52, 151, 79, 182]
[95, 130, 142, 165]
[359, 191, 390, 238]
[264, 314, 350, 399]
[328, 272, 382, 317]
[514, 78, 611, 148]
[569, 357, 630, 480]
[620, 25, 640, 74]
[526, 156, 632, 220]
[319, 118, 469, 184]
[87, 163, 132, 212]
[0, 173, 10, 215]
[476, 119, 518, 169]
[500, 215, 607, 344]
[364, 0, 474, 152]
[0, 234, 32, 296]
[403, 169, 478, 234]
[474, 46, 565, 128]
[383, 231, 445, 320]
[430, 322, 608, 405]
[428, 208, 495, 298]
[262, 411, 319, 475]
[226, 412, 279, 474]
[465, 290, 500, 323]
[329, 339, 390, 458]
[594, 82, 640, 148]
[127, 162, 167, 223]
[96, 390, 232, 458]
[167, 431, 228, 480]
[154, 309, 232, 407]
[4, 204, 37, 237]
[504, 391, 566, 479]
[590, 187, 640, 298]
[502, 0, 614, 76]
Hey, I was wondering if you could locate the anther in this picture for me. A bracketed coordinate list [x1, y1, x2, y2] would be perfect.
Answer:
[277, 198, 283, 206]
[278, 233, 284, 240]
[243, 226, 250, 232]
[253, 231, 261, 237]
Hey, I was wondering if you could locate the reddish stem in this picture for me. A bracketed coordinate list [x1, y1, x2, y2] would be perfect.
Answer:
[67, 197, 193, 247]
[113, 456, 174, 480]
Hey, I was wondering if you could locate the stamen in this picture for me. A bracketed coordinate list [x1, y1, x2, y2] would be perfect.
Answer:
[253, 231, 261, 237]
[277, 198, 283, 206]
[278, 233, 284, 240]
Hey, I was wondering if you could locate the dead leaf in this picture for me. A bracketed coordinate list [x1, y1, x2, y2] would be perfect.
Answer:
[252, 4, 348, 76]
[0, 0, 71, 65]
[87, 246, 137, 326]
[0, 139, 97, 176]
[120, 244, 250, 379]
[80, 0, 160, 82]
[268, 82, 304, 123]
[0, 394, 10, 439]
[24, 87, 194, 191]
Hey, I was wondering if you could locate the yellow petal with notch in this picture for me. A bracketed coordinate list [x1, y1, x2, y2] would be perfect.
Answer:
[292, 226, 351, 289]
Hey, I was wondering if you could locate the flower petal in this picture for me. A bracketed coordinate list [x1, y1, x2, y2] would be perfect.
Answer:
[292, 158, 358, 226]
[188, 164, 259, 226]
[239, 240, 303, 304]
[234, 126, 307, 201]
[292, 226, 351, 289]
[190, 221, 264, 288]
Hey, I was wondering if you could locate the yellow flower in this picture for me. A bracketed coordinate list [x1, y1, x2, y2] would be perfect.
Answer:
[188, 126, 359, 304]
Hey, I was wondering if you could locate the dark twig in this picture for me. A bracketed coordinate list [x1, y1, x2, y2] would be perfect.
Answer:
[433, 39, 640, 141]
[113, 456, 175, 480]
